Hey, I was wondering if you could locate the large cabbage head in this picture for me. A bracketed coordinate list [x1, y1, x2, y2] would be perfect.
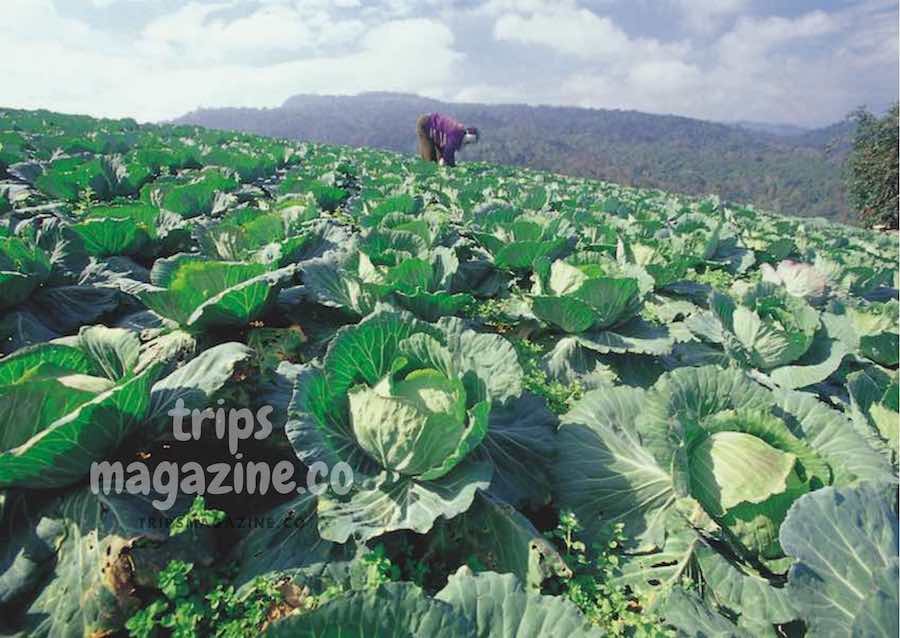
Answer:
[671, 207, 739, 262]
[741, 227, 795, 264]
[760, 260, 827, 303]
[198, 204, 318, 266]
[679, 407, 827, 561]
[358, 247, 473, 322]
[297, 312, 496, 481]
[712, 282, 819, 370]
[302, 244, 472, 321]
[616, 236, 697, 288]
[554, 366, 892, 577]
[813, 253, 894, 297]
[289, 309, 525, 542]
[631, 367, 888, 566]
[530, 253, 642, 333]
[140, 168, 240, 218]
[34, 156, 117, 201]
[349, 362, 472, 479]
[359, 227, 430, 267]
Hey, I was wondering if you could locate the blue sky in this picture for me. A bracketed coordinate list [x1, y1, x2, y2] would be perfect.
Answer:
[3, 0, 896, 126]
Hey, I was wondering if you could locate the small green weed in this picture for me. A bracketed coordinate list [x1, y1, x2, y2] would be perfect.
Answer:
[544, 511, 674, 637]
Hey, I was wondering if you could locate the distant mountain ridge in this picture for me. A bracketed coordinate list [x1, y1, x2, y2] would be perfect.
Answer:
[174, 92, 855, 223]
[729, 121, 811, 137]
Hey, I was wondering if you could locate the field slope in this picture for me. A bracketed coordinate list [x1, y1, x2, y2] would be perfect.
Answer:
[0, 107, 896, 638]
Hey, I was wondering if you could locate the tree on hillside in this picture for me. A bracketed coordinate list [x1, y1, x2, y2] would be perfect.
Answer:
[845, 104, 899, 229]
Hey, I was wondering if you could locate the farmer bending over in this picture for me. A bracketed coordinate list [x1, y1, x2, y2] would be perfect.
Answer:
[416, 113, 479, 167]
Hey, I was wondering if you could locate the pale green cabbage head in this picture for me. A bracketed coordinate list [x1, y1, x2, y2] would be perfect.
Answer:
[713, 282, 820, 370]
[350, 368, 468, 477]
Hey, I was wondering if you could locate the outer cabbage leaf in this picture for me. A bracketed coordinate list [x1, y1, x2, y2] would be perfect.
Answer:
[427, 493, 570, 590]
[0, 328, 159, 489]
[26, 285, 121, 334]
[435, 568, 603, 638]
[139, 257, 293, 330]
[845, 368, 899, 465]
[661, 587, 754, 638]
[1, 488, 215, 637]
[781, 482, 899, 637]
[228, 492, 339, 587]
[145, 341, 255, 429]
[0, 236, 52, 310]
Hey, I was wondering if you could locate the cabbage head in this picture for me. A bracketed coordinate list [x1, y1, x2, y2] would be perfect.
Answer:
[711, 282, 819, 370]
[71, 202, 188, 258]
[530, 253, 642, 333]
[813, 253, 894, 297]
[288, 308, 525, 542]
[303, 240, 472, 321]
[553, 365, 892, 629]
[760, 260, 827, 303]
[616, 236, 698, 288]
[197, 203, 320, 266]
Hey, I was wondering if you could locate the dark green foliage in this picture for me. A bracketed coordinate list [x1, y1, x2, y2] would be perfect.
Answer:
[845, 104, 899, 229]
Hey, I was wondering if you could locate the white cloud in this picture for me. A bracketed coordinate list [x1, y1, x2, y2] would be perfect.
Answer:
[493, 6, 687, 64]
[137, 2, 368, 63]
[494, 8, 630, 60]
[559, 60, 704, 116]
[0, 2, 462, 121]
[89, 0, 145, 7]
[476, 0, 576, 16]
[629, 59, 702, 95]
[553, 7, 888, 125]
[671, 0, 747, 32]
[673, 0, 746, 16]
[0, 0, 895, 127]
[716, 11, 839, 65]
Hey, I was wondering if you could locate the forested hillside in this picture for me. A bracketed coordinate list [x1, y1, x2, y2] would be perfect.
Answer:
[176, 92, 855, 223]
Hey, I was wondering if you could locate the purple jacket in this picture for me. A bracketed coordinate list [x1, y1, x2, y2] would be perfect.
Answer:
[426, 113, 466, 166]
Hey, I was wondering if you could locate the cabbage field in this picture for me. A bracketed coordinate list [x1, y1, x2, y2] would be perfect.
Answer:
[0, 107, 897, 637]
